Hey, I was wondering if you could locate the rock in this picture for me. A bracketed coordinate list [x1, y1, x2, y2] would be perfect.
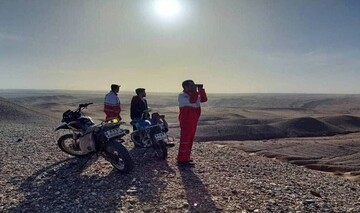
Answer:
[303, 200, 316, 204]
[143, 207, 153, 213]
[127, 189, 137, 194]
[268, 199, 276, 204]
[128, 199, 137, 205]
[310, 190, 321, 198]
[182, 202, 189, 208]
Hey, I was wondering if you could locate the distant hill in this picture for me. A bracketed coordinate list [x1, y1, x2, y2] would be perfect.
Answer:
[0, 97, 54, 123]
[194, 115, 360, 141]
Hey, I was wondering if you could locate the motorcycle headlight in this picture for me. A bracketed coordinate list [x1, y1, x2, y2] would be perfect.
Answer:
[111, 118, 119, 123]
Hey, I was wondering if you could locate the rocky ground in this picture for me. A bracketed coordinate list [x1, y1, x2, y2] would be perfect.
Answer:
[1, 114, 360, 212]
[216, 132, 360, 182]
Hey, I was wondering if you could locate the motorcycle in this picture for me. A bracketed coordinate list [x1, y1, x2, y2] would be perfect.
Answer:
[54, 103, 134, 173]
[130, 110, 169, 160]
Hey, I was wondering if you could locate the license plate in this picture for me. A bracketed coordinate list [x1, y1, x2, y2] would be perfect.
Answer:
[104, 128, 124, 139]
[154, 132, 167, 141]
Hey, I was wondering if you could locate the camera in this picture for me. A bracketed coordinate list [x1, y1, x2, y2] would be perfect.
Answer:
[195, 84, 203, 87]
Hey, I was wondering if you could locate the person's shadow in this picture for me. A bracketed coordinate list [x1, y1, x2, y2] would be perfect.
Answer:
[179, 167, 222, 213]
[10, 156, 133, 212]
[127, 146, 176, 203]
[10, 146, 175, 213]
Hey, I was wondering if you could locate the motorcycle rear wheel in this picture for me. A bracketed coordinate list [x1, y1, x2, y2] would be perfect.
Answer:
[57, 134, 88, 157]
[104, 140, 134, 173]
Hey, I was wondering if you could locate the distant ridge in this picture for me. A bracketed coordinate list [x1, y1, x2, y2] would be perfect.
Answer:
[275, 117, 343, 137]
[320, 115, 360, 131]
[194, 115, 360, 142]
[0, 97, 54, 123]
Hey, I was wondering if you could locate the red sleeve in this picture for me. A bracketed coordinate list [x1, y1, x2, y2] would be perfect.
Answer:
[189, 91, 199, 103]
[199, 89, 207, 102]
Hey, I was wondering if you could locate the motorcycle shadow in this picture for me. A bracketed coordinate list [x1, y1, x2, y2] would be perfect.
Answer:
[127, 146, 176, 202]
[11, 151, 175, 212]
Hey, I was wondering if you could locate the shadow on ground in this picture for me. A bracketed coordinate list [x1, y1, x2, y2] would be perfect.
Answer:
[179, 167, 222, 213]
[10, 147, 175, 212]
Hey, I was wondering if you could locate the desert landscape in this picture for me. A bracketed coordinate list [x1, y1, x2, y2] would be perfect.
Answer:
[3, 0, 360, 212]
[1, 89, 360, 212]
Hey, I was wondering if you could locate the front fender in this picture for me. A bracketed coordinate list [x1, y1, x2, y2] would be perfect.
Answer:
[54, 124, 70, 131]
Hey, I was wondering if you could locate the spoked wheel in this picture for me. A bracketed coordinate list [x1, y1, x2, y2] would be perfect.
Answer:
[57, 134, 88, 157]
[152, 139, 168, 160]
[131, 131, 152, 148]
[142, 134, 152, 147]
[130, 131, 142, 147]
[104, 140, 134, 173]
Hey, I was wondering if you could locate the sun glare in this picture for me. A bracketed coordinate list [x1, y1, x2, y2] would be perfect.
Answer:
[154, 0, 182, 19]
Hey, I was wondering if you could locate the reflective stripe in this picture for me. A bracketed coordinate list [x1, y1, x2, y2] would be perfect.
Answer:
[104, 91, 120, 105]
[104, 103, 120, 107]
[178, 92, 200, 108]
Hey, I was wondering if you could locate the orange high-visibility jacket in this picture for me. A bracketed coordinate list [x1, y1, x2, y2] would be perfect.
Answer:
[104, 91, 121, 120]
[177, 89, 207, 162]
[178, 89, 207, 124]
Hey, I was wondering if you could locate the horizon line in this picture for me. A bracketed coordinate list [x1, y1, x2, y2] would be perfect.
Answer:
[0, 88, 359, 96]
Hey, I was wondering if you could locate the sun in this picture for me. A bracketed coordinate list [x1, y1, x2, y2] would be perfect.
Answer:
[154, 0, 182, 19]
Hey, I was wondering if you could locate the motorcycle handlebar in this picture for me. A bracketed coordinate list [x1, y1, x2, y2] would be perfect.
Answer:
[78, 102, 93, 108]
[143, 109, 151, 113]
[75, 102, 93, 112]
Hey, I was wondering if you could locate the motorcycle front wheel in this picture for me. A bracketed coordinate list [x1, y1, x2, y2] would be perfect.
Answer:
[130, 131, 143, 147]
[152, 139, 168, 160]
[131, 131, 152, 148]
[104, 140, 134, 173]
[57, 134, 88, 157]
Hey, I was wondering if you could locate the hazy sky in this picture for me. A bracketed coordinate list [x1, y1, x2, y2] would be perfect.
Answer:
[1, 0, 360, 93]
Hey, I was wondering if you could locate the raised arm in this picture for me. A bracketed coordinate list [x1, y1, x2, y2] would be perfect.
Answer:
[198, 88, 207, 103]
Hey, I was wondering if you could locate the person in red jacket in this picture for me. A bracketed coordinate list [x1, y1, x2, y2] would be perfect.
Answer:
[104, 84, 122, 121]
[177, 80, 207, 166]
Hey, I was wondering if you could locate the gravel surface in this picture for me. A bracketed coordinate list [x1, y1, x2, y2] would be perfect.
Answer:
[1, 109, 360, 212]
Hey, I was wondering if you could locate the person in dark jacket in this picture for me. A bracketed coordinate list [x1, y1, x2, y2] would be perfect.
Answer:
[130, 88, 148, 130]
[130, 88, 175, 147]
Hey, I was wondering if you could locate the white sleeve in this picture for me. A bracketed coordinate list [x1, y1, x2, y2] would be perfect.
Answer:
[105, 93, 120, 105]
[178, 93, 199, 108]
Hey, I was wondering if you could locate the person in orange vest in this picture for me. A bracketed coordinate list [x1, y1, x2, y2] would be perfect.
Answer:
[177, 80, 207, 166]
[104, 84, 122, 121]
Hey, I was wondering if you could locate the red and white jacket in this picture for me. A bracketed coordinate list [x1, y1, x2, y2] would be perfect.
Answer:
[178, 89, 207, 123]
[104, 91, 121, 120]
